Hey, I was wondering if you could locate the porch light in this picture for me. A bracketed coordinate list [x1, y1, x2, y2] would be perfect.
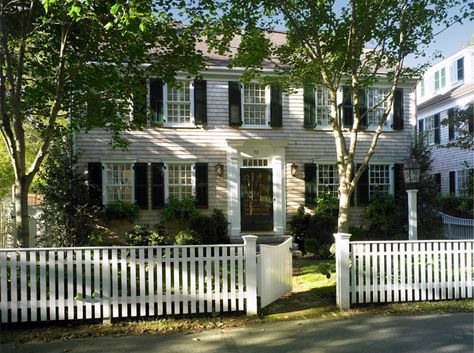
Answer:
[403, 157, 420, 241]
[291, 163, 298, 177]
[215, 163, 224, 177]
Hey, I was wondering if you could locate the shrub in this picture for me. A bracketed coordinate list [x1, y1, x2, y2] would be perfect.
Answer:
[211, 209, 230, 243]
[161, 197, 199, 222]
[175, 230, 201, 245]
[105, 200, 139, 222]
[304, 238, 318, 255]
[189, 215, 218, 244]
[289, 206, 311, 253]
[126, 224, 168, 246]
[439, 195, 473, 219]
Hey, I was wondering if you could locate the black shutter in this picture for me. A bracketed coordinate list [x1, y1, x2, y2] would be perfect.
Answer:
[270, 85, 282, 127]
[88, 162, 103, 207]
[434, 113, 440, 144]
[194, 80, 207, 125]
[132, 79, 147, 124]
[449, 171, 456, 195]
[342, 86, 353, 128]
[228, 81, 242, 126]
[195, 163, 208, 208]
[468, 105, 474, 133]
[358, 89, 368, 128]
[134, 163, 148, 210]
[448, 108, 455, 140]
[304, 163, 317, 207]
[434, 173, 441, 192]
[303, 84, 316, 128]
[356, 164, 369, 205]
[394, 163, 405, 200]
[150, 79, 163, 123]
[151, 163, 165, 209]
[393, 88, 404, 130]
[419, 119, 424, 135]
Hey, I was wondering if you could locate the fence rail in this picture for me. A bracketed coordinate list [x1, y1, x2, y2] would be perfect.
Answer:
[334, 234, 474, 309]
[0, 244, 248, 323]
[441, 212, 474, 239]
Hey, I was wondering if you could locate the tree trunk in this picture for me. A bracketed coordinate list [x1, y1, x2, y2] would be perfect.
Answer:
[338, 182, 351, 234]
[14, 178, 30, 247]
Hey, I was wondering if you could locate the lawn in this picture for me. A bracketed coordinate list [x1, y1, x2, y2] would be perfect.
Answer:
[1, 256, 472, 344]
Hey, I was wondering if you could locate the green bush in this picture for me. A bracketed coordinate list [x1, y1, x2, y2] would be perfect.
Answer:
[304, 238, 318, 255]
[211, 209, 230, 243]
[289, 206, 311, 253]
[439, 195, 473, 219]
[364, 193, 404, 240]
[105, 200, 139, 222]
[189, 215, 218, 244]
[175, 230, 201, 245]
[161, 197, 199, 222]
[126, 224, 168, 246]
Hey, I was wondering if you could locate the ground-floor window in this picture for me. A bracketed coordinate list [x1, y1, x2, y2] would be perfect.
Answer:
[369, 164, 391, 198]
[456, 169, 471, 196]
[167, 163, 193, 200]
[317, 164, 339, 197]
[104, 162, 134, 204]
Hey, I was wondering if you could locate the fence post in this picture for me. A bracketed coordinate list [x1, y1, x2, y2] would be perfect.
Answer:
[243, 235, 258, 316]
[334, 233, 351, 310]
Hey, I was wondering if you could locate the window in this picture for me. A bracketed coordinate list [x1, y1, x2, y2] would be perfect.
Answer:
[242, 83, 269, 126]
[450, 57, 464, 83]
[315, 86, 331, 127]
[420, 79, 425, 97]
[105, 163, 134, 204]
[434, 68, 446, 92]
[318, 164, 339, 197]
[167, 163, 193, 200]
[165, 80, 193, 125]
[369, 164, 392, 198]
[419, 114, 440, 145]
[456, 169, 470, 196]
[367, 88, 391, 128]
[441, 68, 446, 88]
[434, 71, 440, 91]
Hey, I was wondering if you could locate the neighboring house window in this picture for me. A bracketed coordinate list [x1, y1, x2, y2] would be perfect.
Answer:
[242, 83, 269, 126]
[420, 79, 425, 97]
[315, 86, 331, 128]
[441, 68, 446, 88]
[434, 71, 440, 92]
[104, 163, 134, 204]
[367, 88, 391, 129]
[369, 164, 392, 198]
[167, 163, 193, 200]
[450, 57, 464, 83]
[318, 164, 339, 197]
[165, 80, 193, 125]
[419, 114, 440, 145]
[456, 169, 470, 196]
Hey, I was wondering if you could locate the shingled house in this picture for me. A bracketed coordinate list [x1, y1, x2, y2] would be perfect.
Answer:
[76, 33, 417, 241]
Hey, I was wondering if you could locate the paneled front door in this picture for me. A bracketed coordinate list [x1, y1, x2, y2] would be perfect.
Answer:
[240, 169, 273, 231]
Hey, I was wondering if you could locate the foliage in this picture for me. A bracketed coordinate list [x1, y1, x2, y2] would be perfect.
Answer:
[161, 197, 200, 223]
[201, 0, 472, 233]
[315, 192, 339, 217]
[211, 209, 230, 243]
[440, 101, 474, 150]
[364, 193, 405, 240]
[189, 210, 230, 244]
[0, 1, 207, 245]
[289, 206, 311, 253]
[175, 230, 202, 245]
[439, 195, 473, 219]
[35, 137, 102, 247]
[126, 224, 169, 246]
[105, 201, 139, 222]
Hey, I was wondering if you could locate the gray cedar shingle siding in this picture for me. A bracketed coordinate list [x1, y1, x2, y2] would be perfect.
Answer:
[75, 78, 416, 225]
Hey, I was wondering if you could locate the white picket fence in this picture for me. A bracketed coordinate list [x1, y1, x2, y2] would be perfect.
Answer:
[0, 236, 292, 323]
[334, 234, 474, 309]
[441, 212, 474, 239]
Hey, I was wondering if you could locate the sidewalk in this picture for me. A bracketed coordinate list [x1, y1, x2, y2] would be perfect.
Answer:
[2, 313, 473, 353]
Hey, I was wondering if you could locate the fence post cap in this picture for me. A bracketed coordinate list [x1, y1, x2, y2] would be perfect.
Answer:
[242, 235, 258, 244]
[333, 233, 352, 241]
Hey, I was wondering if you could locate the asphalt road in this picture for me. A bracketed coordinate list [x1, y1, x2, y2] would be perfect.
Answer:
[1, 312, 473, 353]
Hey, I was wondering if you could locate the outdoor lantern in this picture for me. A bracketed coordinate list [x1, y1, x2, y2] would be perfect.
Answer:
[291, 163, 298, 177]
[215, 163, 224, 177]
[403, 158, 421, 186]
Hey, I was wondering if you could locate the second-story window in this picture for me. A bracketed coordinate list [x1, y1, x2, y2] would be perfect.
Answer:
[315, 86, 332, 127]
[166, 80, 193, 125]
[367, 88, 391, 129]
[450, 57, 464, 83]
[242, 83, 269, 126]
[419, 114, 440, 145]
[420, 79, 425, 97]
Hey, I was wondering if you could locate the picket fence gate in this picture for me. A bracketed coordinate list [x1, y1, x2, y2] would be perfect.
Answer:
[334, 234, 474, 309]
[0, 236, 292, 324]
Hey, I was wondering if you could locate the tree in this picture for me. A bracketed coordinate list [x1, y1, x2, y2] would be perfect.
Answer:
[441, 101, 474, 150]
[0, 1, 204, 246]
[35, 135, 101, 247]
[202, 0, 472, 232]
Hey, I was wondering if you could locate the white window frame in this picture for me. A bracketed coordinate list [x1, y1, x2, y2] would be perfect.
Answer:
[164, 162, 196, 201]
[368, 163, 394, 199]
[316, 163, 339, 197]
[102, 161, 135, 205]
[241, 82, 271, 128]
[366, 87, 393, 131]
[314, 86, 332, 129]
[456, 169, 469, 197]
[450, 57, 465, 84]
[420, 115, 438, 145]
[163, 80, 195, 127]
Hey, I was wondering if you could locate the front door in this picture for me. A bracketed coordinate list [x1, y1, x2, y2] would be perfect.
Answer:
[240, 169, 273, 231]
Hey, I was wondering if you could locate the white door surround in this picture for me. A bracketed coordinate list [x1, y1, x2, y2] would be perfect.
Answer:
[226, 139, 288, 238]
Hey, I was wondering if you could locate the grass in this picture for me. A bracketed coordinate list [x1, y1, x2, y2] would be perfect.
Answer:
[2, 256, 472, 344]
